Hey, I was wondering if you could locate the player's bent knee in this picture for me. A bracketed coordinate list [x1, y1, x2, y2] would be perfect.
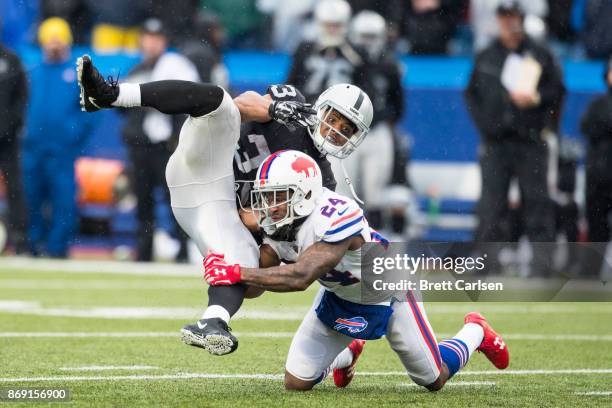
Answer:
[424, 379, 445, 392]
[284, 370, 315, 391]
[424, 364, 449, 392]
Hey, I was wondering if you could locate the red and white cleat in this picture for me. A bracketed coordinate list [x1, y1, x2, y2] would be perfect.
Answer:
[464, 312, 510, 369]
[333, 339, 366, 388]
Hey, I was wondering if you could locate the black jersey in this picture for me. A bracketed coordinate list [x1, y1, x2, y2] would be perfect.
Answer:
[362, 54, 404, 126]
[233, 84, 337, 206]
[286, 42, 368, 103]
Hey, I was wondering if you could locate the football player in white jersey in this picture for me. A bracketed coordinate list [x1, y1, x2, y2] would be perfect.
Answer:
[203, 150, 510, 391]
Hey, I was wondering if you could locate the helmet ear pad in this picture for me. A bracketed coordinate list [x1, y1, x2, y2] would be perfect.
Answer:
[294, 190, 314, 217]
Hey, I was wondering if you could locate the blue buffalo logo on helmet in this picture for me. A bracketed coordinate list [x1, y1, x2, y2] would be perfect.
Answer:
[333, 316, 368, 334]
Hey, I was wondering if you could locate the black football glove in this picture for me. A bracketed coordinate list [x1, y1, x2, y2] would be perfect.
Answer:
[268, 100, 317, 132]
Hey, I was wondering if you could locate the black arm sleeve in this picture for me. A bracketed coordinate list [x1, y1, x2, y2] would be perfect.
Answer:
[140, 80, 224, 117]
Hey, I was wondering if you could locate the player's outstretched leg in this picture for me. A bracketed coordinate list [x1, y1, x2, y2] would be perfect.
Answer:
[77, 54, 224, 116]
[436, 312, 509, 384]
[180, 317, 238, 356]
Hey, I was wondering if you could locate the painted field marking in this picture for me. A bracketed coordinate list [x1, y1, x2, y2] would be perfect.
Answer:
[0, 280, 198, 290]
[574, 391, 612, 396]
[2, 301, 612, 321]
[0, 302, 309, 320]
[400, 381, 496, 387]
[1, 369, 611, 383]
[2, 332, 612, 342]
[0, 257, 199, 277]
[0, 332, 294, 338]
[59, 366, 158, 371]
[361, 369, 612, 376]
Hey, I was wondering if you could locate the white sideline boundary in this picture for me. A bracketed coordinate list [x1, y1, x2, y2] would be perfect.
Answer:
[2, 331, 612, 341]
[1, 369, 611, 383]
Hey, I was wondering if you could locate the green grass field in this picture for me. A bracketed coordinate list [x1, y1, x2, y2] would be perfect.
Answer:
[1, 257, 611, 407]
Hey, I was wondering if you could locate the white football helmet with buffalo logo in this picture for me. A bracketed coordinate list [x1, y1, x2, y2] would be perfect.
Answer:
[308, 83, 373, 159]
[251, 150, 323, 234]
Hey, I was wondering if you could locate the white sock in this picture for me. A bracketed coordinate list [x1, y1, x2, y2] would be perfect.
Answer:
[333, 347, 355, 369]
[453, 323, 484, 357]
[316, 347, 354, 383]
[201, 305, 230, 324]
[111, 83, 141, 107]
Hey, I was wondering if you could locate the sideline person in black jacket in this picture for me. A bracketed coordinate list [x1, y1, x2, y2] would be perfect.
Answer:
[464, 1, 565, 275]
[0, 43, 29, 253]
[580, 58, 612, 278]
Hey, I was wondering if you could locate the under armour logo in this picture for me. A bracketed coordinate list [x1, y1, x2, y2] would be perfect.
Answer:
[494, 336, 506, 350]
[214, 268, 227, 276]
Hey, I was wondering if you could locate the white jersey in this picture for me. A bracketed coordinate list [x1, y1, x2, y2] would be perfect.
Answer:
[264, 188, 378, 304]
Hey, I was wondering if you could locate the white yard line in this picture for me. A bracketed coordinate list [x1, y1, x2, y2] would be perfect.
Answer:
[499, 334, 612, 341]
[0, 373, 284, 383]
[0, 331, 296, 338]
[360, 369, 612, 376]
[574, 391, 612, 396]
[3, 301, 612, 321]
[0, 280, 198, 289]
[0, 302, 309, 320]
[1, 369, 611, 383]
[1, 257, 607, 300]
[0, 257, 200, 276]
[2, 331, 612, 342]
[1, 301, 610, 319]
[59, 366, 158, 371]
[400, 381, 496, 387]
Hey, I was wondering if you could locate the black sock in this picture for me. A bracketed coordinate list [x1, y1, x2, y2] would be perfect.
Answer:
[207, 284, 247, 318]
[140, 80, 224, 117]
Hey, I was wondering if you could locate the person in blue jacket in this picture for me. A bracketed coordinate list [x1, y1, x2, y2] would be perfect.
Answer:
[22, 17, 92, 257]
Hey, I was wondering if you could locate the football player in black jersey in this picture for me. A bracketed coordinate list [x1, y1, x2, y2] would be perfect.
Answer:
[234, 84, 336, 210]
[286, 0, 370, 103]
[199, 82, 374, 355]
[76, 52, 374, 356]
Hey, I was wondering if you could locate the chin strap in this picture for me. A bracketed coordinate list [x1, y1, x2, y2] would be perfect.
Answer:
[340, 159, 364, 205]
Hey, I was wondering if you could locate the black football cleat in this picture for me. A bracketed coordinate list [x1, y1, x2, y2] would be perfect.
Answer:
[180, 318, 238, 356]
[76, 54, 120, 112]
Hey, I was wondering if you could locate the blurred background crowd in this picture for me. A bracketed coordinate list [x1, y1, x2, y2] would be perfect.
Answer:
[0, 0, 611, 279]
[3, 0, 612, 58]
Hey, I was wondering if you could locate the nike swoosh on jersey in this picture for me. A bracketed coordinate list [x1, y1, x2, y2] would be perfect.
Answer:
[337, 208, 349, 216]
